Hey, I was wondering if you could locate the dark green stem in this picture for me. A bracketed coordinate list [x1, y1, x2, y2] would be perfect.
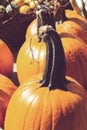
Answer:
[39, 26, 67, 90]
[36, 2, 55, 41]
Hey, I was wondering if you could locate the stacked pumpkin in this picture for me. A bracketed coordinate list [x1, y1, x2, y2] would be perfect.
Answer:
[0, 39, 18, 129]
[17, 2, 87, 90]
[4, 1, 87, 130]
[0, 0, 36, 129]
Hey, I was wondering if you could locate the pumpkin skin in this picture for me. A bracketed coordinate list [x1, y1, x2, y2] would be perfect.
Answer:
[60, 32, 87, 90]
[5, 27, 87, 130]
[16, 31, 87, 90]
[56, 9, 87, 44]
[25, 18, 37, 40]
[0, 39, 14, 77]
[26, 10, 87, 44]
[16, 36, 46, 83]
[4, 74, 87, 130]
[0, 74, 17, 128]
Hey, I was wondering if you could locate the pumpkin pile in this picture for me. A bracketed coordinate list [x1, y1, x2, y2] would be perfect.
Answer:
[17, 1, 87, 90]
[0, 0, 87, 130]
[4, 11, 87, 130]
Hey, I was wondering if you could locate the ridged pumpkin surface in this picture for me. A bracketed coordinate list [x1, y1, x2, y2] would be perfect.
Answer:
[0, 74, 17, 128]
[56, 9, 87, 44]
[5, 26, 87, 130]
[26, 10, 87, 44]
[16, 32, 87, 90]
[4, 74, 87, 130]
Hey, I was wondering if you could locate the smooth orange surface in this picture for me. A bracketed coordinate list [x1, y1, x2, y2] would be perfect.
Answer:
[4, 73, 87, 130]
[0, 39, 14, 77]
[26, 19, 37, 39]
[16, 35, 46, 84]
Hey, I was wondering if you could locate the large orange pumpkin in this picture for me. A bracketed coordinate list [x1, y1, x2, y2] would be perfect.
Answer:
[16, 3, 55, 84]
[0, 74, 17, 128]
[0, 39, 14, 77]
[5, 26, 87, 130]
[17, 28, 87, 90]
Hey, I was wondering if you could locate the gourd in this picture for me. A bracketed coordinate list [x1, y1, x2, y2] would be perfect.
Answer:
[0, 74, 17, 128]
[0, 39, 14, 77]
[4, 25, 87, 130]
[16, 5, 87, 90]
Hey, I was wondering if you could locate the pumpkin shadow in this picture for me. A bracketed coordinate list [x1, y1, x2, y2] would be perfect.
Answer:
[0, 12, 36, 61]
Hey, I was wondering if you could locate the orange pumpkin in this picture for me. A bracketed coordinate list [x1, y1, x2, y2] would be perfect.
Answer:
[16, 36, 46, 83]
[26, 9, 87, 44]
[0, 74, 17, 128]
[17, 28, 87, 90]
[16, 3, 55, 84]
[0, 39, 14, 77]
[56, 9, 87, 44]
[5, 26, 87, 130]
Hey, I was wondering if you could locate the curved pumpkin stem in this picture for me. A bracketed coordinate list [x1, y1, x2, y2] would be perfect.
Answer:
[36, 2, 55, 41]
[39, 25, 67, 90]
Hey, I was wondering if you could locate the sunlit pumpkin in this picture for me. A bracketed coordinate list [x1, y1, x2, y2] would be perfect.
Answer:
[5, 26, 87, 130]
[16, 3, 55, 84]
[25, 18, 37, 39]
[0, 39, 14, 77]
[16, 36, 46, 83]
[0, 74, 17, 128]
[22, 7, 87, 89]
[26, 9, 87, 44]
[17, 23, 87, 90]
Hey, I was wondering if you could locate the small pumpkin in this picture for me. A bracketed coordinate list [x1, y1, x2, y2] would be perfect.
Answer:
[0, 74, 17, 128]
[5, 26, 87, 130]
[19, 4, 31, 14]
[0, 39, 14, 77]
